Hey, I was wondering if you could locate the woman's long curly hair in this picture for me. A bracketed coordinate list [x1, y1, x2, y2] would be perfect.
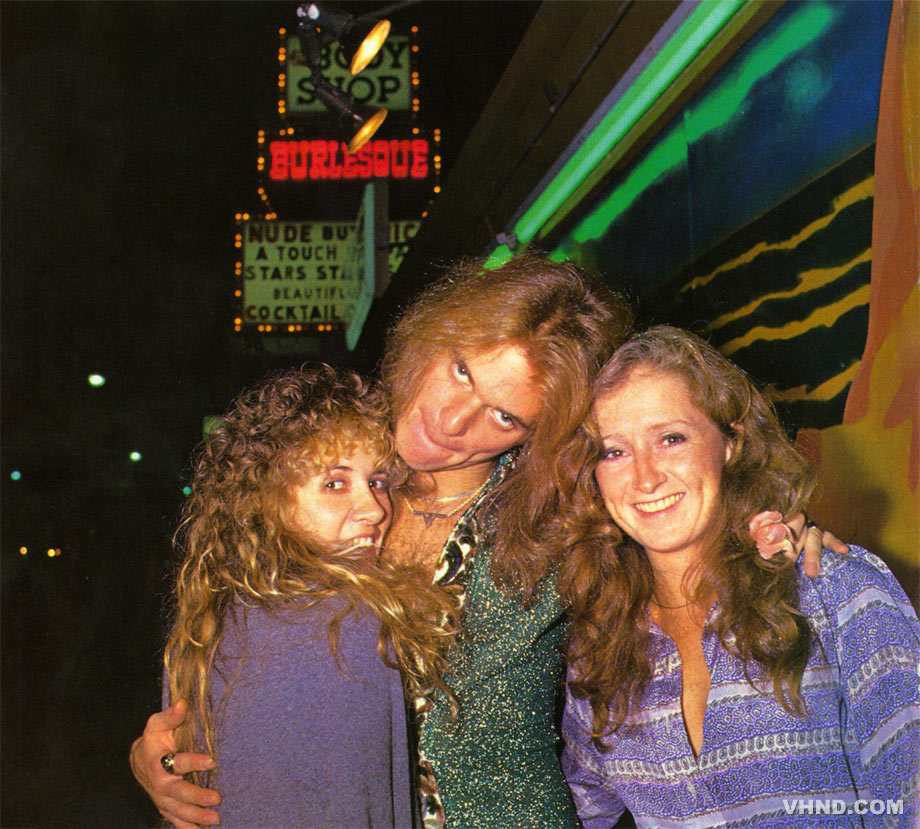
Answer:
[382, 254, 634, 603]
[557, 326, 816, 748]
[164, 365, 458, 764]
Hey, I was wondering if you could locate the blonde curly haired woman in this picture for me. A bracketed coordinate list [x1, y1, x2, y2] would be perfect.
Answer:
[160, 365, 456, 827]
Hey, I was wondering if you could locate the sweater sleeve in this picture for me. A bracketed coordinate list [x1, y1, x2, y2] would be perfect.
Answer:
[206, 598, 414, 828]
[810, 545, 920, 827]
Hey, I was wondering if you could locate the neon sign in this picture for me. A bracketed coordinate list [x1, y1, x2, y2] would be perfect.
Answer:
[238, 219, 419, 326]
[286, 35, 412, 113]
[269, 139, 429, 181]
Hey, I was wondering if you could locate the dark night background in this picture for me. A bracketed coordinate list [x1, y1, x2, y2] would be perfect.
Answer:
[0, 2, 539, 824]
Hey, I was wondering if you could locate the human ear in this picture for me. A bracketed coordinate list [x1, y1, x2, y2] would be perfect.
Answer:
[725, 422, 744, 463]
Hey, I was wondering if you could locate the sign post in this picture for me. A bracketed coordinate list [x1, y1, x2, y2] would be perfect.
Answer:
[345, 181, 390, 349]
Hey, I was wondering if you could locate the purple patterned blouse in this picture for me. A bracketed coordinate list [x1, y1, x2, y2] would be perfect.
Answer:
[562, 545, 920, 828]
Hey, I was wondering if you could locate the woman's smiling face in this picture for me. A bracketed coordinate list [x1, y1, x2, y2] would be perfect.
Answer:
[593, 366, 734, 565]
[290, 445, 392, 555]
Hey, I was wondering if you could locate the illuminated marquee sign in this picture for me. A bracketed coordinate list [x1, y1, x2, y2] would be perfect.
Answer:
[286, 35, 411, 114]
[239, 220, 417, 325]
[269, 138, 429, 181]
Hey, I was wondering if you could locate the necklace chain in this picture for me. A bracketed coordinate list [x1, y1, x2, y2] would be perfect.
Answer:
[412, 483, 484, 504]
[403, 484, 485, 528]
[650, 595, 694, 610]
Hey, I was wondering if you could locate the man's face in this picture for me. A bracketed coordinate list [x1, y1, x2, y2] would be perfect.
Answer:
[394, 344, 544, 473]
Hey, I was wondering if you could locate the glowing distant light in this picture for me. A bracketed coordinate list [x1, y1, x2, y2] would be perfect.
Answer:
[19, 546, 28, 556]
[88, 374, 106, 387]
[10, 470, 21, 481]
[182, 485, 192, 496]
[129, 451, 142, 462]
[46, 548, 57, 558]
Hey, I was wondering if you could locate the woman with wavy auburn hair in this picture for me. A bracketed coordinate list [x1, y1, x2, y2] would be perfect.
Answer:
[559, 326, 920, 827]
[159, 365, 457, 828]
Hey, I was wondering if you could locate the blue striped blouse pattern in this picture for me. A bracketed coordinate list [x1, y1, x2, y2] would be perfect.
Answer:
[562, 546, 920, 828]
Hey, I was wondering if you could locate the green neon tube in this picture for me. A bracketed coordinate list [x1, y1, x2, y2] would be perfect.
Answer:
[484, 244, 514, 269]
[567, 0, 836, 244]
[511, 0, 746, 247]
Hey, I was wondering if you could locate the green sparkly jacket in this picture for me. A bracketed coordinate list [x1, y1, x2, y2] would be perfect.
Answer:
[418, 455, 579, 828]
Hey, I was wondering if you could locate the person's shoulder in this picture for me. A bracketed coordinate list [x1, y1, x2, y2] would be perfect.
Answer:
[221, 594, 378, 655]
[217, 595, 390, 686]
[801, 544, 918, 626]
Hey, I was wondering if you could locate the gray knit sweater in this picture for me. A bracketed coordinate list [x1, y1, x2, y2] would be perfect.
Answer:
[166, 596, 415, 828]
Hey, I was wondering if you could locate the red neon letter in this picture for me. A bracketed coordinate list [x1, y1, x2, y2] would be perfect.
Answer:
[310, 140, 329, 179]
[290, 141, 309, 180]
[326, 140, 343, 179]
[269, 141, 289, 180]
[343, 143, 359, 178]
[389, 140, 409, 178]
[410, 140, 429, 179]
[372, 140, 389, 178]
[356, 143, 373, 178]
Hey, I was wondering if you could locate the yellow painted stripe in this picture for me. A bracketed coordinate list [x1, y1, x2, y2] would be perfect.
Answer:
[721, 283, 872, 355]
[681, 176, 874, 294]
[765, 361, 859, 403]
[709, 248, 872, 331]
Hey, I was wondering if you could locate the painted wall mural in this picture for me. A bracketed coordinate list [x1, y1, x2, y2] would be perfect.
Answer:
[555, 0, 917, 599]
[665, 145, 874, 432]
[801, 0, 919, 600]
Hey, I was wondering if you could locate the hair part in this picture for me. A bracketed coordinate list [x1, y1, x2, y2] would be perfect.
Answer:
[558, 326, 815, 747]
[164, 365, 458, 769]
[382, 253, 634, 601]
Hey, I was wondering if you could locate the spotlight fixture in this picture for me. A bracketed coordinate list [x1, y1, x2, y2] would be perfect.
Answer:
[296, 4, 389, 152]
[311, 75, 388, 152]
[297, 2, 391, 75]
